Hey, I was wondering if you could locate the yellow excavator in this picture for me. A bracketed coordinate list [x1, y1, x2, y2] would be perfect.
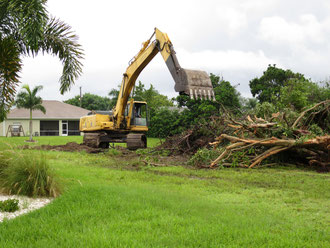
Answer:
[79, 28, 215, 149]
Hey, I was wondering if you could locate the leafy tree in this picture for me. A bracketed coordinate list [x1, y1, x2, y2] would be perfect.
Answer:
[64, 93, 110, 111]
[254, 102, 277, 119]
[278, 79, 330, 111]
[107, 81, 177, 137]
[249, 65, 305, 103]
[108, 88, 120, 109]
[15, 84, 45, 142]
[128, 81, 174, 124]
[214, 79, 241, 111]
[133, 81, 173, 110]
[148, 108, 182, 138]
[132, 81, 145, 101]
[240, 97, 258, 112]
[108, 81, 173, 112]
[175, 73, 241, 127]
[132, 82, 175, 137]
[0, 0, 84, 121]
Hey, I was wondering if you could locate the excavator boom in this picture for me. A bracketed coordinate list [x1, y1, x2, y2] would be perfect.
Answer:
[157, 32, 214, 100]
[113, 28, 215, 128]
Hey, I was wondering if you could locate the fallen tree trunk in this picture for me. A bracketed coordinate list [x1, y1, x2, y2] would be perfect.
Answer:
[292, 100, 330, 129]
[210, 134, 329, 168]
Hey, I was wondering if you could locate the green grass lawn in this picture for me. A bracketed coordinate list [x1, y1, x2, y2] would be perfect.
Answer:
[0, 136, 162, 149]
[0, 137, 329, 247]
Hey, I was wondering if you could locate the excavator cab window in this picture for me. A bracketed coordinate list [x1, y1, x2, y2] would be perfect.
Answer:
[131, 102, 147, 126]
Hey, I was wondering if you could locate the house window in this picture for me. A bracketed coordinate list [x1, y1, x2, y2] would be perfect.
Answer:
[40, 121, 59, 136]
[68, 121, 80, 136]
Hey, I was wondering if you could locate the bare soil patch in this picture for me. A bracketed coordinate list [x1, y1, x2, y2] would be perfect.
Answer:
[23, 142, 104, 153]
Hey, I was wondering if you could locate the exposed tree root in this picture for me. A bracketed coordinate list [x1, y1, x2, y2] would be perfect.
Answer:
[209, 133, 329, 169]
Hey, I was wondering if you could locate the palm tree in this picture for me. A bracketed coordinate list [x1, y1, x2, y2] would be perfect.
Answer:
[0, 0, 83, 121]
[15, 84, 46, 142]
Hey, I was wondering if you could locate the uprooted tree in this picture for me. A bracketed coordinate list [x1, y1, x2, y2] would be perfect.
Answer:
[209, 100, 329, 168]
[158, 100, 329, 170]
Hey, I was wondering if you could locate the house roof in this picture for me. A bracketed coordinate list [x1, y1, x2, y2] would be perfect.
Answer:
[7, 100, 90, 119]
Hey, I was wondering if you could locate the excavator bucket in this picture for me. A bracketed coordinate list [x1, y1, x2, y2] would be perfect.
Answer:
[174, 69, 215, 100]
[164, 45, 215, 101]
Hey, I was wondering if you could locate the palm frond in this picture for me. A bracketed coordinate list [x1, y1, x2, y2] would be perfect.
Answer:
[31, 85, 43, 96]
[41, 18, 84, 94]
[0, 36, 21, 121]
[3, 0, 48, 54]
[15, 91, 29, 109]
[15, 85, 44, 112]
[33, 103, 46, 114]
[0, 1, 84, 121]
[22, 84, 31, 94]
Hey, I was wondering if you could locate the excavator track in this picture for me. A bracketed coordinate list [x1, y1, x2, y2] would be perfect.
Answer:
[126, 133, 147, 150]
[83, 132, 146, 150]
[83, 133, 104, 148]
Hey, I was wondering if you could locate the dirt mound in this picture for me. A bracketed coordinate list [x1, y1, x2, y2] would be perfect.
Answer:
[24, 142, 104, 153]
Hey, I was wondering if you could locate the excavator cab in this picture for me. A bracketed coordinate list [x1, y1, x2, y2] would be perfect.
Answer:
[131, 102, 148, 126]
[126, 101, 148, 127]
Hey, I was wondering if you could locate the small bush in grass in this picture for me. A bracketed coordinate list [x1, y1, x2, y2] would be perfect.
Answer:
[0, 199, 19, 212]
[106, 149, 122, 156]
[0, 151, 61, 197]
[188, 148, 222, 167]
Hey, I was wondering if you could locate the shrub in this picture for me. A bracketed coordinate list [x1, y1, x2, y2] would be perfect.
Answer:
[188, 148, 221, 167]
[148, 108, 181, 138]
[0, 151, 61, 197]
[254, 102, 277, 119]
[309, 124, 324, 136]
[106, 148, 122, 156]
[0, 199, 19, 212]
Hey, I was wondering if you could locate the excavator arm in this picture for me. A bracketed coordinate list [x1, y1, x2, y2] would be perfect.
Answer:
[113, 28, 215, 128]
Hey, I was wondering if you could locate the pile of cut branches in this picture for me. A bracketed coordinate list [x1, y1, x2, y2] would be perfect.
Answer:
[156, 115, 226, 154]
[157, 100, 329, 170]
[209, 100, 330, 170]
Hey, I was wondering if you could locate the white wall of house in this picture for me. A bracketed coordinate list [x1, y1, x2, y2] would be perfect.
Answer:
[0, 119, 40, 137]
[0, 119, 83, 137]
[59, 120, 63, 136]
[1, 120, 5, 136]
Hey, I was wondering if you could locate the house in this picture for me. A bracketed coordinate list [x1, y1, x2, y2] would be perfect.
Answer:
[0, 100, 89, 137]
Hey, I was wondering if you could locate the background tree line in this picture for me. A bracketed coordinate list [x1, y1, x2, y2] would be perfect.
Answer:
[65, 65, 330, 138]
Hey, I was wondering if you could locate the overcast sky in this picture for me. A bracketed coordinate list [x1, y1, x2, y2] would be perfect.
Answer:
[19, 0, 330, 101]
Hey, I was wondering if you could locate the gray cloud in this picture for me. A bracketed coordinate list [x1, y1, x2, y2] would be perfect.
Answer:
[19, 0, 330, 101]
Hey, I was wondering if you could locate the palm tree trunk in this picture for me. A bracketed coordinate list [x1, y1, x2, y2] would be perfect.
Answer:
[29, 109, 33, 141]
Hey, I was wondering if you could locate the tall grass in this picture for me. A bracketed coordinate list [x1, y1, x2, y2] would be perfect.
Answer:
[0, 150, 14, 173]
[0, 150, 61, 197]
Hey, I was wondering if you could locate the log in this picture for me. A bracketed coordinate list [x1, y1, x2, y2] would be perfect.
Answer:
[249, 146, 291, 168]
[210, 133, 329, 169]
[292, 100, 330, 129]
